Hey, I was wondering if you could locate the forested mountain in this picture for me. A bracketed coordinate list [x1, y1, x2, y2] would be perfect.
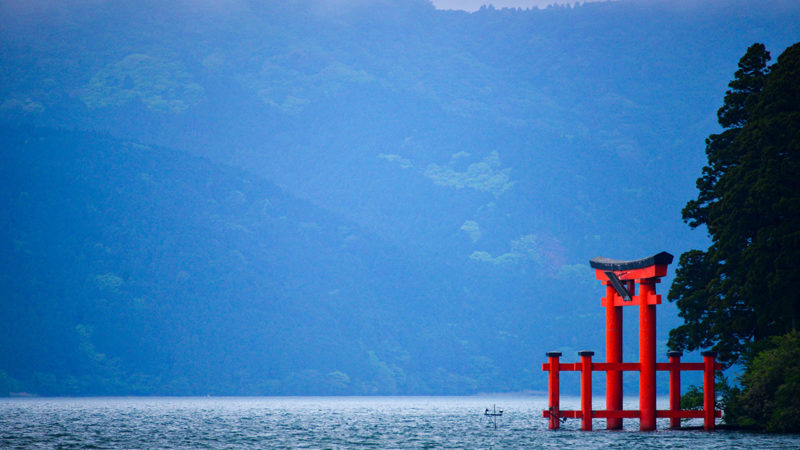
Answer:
[1, 0, 798, 395]
[1, 126, 537, 395]
[3, 126, 572, 395]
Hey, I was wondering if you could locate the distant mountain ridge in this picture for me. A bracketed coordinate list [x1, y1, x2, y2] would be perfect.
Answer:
[1, 0, 799, 395]
[0, 125, 485, 395]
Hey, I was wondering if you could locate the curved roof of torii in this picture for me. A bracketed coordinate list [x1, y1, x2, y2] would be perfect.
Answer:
[589, 251, 674, 272]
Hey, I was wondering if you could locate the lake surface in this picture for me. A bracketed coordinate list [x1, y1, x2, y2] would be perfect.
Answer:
[1, 396, 798, 448]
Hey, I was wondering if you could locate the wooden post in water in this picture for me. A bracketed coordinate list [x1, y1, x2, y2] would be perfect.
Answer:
[638, 279, 657, 431]
[579, 350, 594, 431]
[604, 283, 623, 430]
[547, 351, 562, 430]
[702, 351, 717, 431]
[668, 351, 683, 429]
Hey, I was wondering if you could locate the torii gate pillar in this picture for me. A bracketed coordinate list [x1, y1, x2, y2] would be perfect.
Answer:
[591, 251, 673, 431]
[604, 282, 623, 429]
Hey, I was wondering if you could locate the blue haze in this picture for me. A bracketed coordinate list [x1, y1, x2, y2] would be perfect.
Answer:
[0, 0, 799, 396]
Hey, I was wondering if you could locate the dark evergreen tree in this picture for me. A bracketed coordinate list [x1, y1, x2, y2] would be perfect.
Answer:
[668, 42, 800, 366]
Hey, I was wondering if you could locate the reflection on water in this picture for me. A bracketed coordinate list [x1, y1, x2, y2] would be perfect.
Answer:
[1, 396, 797, 448]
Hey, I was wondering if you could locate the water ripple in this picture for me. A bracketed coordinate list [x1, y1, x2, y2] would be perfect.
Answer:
[1, 397, 799, 449]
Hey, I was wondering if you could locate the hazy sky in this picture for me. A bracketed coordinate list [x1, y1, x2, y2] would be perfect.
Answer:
[430, 0, 613, 11]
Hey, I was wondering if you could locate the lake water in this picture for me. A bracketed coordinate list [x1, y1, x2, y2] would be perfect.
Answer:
[1, 396, 798, 448]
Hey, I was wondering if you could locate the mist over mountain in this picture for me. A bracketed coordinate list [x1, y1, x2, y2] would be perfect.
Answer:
[1, 0, 798, 395]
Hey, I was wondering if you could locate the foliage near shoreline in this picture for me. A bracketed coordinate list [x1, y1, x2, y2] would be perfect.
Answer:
[723, 332, 800, 433]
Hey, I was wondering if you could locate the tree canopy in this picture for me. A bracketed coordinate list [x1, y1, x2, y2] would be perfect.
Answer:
[725, 331, 800, 432]
[668, 42, 800, 366]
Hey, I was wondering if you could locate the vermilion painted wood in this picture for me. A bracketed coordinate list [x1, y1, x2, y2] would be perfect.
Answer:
[669, 352, 682, 428]
[543, 356, 723, 429]
[605, 283, 623, 430]
[543, 253, 722, 431]
[703, 352, 717, 431]
[593, 265, 670, 283]
[542, 410, 722, 419]
[639, 280, 657, 430]
[580, 351, 593, 431]
[542, 362, 721, 372]
[547, 352, 561, 430]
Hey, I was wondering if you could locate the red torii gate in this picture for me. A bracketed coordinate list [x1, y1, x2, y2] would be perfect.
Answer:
[542, 252, 721, 431]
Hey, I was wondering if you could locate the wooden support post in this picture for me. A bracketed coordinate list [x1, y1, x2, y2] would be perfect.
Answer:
[605, 283, 623, 430]
[668, 351, 682, 429]
[547, 351, 562, 430]
[638, 280, 657, 431]
[580, 350, 594, 431]
[702, 351, 717, 431]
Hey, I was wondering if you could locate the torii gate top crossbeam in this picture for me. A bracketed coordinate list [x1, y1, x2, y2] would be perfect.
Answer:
[590, 251, 674, 281]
